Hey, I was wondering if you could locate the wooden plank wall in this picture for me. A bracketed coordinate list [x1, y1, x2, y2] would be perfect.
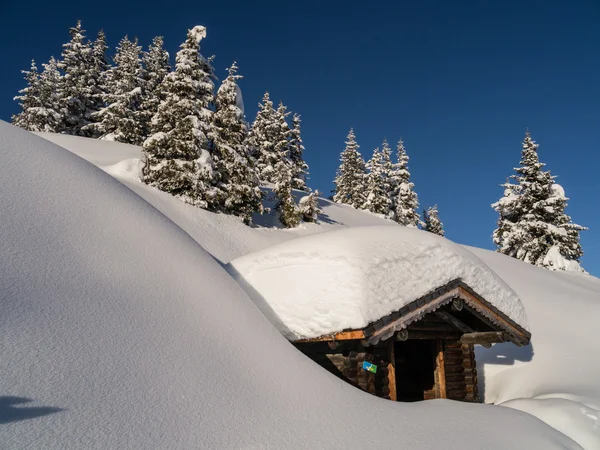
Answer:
[443, 342, 479, 402]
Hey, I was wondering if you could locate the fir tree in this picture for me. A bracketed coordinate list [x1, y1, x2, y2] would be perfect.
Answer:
[273, 158, 301, 228]
[362, 147, 391, 215]
[248, 92, 279, 182]
[87, 36, 145, 144]
[86, 29, 111, 136]
[379, 139, 394, 217]
[142, 26, 216, 208]
[332, 129, 366, 208]
[299, 190, 322, 223]
[288, 114, 309, 190]
[209, 62, 263, 223]
[423, 205, 444, 236]
[57, 21, 100, 135]
[12, 59, 63, 132]
[389, 139, 421, 226]
[141, 36, 171, 137]
[492, 131, 586, 271]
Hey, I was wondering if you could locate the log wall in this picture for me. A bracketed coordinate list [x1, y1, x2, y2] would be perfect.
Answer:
[443, 342, 479, 402]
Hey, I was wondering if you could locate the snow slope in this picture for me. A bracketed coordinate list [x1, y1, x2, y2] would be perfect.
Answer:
[1, 127, 589, 448]
[228, 226, 528, 340]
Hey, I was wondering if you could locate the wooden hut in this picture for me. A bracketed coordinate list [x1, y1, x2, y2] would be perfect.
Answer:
[294, 279, 531, 403]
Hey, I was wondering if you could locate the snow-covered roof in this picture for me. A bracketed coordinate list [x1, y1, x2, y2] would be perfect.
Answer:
[229, 226, 529, 340]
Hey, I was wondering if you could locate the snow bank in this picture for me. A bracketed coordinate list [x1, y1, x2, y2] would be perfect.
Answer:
[228, 226, 528, 340]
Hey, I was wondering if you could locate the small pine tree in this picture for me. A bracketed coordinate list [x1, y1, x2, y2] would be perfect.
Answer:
[423, 205, 444, 236]
[288, 114, 309, 190]
[12, 58, 64, 132]
[86, 36, 145, 144]
[273, 158, 300, 228]
[140, 36, 171, 138]
[332, 128, 366, 208]
[209, 62, 263, 223]
[57, 21, 101, 135]
[362, 147, 391, 215]
[492, 131, 586, 271]
[142, 26, 216, 207]
[389, 139, 421, 226]
[248, 92, 279, 183]
[299, 190, 322, 223]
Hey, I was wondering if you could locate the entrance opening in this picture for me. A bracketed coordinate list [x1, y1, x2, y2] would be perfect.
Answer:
[394, 340, 436, 402]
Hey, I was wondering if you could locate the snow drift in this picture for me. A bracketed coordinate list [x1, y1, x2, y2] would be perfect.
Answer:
[228, 226, 528, 340]
[0, 123, 580, 448]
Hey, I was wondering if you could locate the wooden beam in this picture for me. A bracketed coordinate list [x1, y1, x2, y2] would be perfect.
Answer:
[404, 330, 461, 340]
[460, 331, 506, 345]
[457, 287, 531, 346]
[434, 310, 475, 333]
[436, 340, 447, 399]
[388, 341, 397, 401]
[295, 330, 365, 343]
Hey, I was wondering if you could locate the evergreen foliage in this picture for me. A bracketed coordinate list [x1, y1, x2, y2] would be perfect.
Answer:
[12, 59, 64, 132]
[273, 158, 301, 228]
[492, 131, 586, 271]
[142, 26, 216, 208]
[362, 146, 391, 215]
[209, 62, 263, 223]
[141, 36, 171, 137]
[332, 129, 366, 208]
[423, 205, 444, 236]
[86, 36, 145, 143]
[248, 92, 280, 183]
[289, 114, 309, 190]
[57, 21, 102, 135]
[389, 139, 420, 226]
[299, 190, 322, 223]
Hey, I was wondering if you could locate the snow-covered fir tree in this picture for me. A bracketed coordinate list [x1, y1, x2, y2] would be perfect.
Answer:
[57, 21, 102, 135]
[288, 114, 309, 190]
[379, 139, 394, 217]
[209, 62, 263, 223]
[248, 92, 280, 183]
[140, 36, 171, 137]
[273, 157, 301, 228]
[12, 58, 64, 132]
[389, 139, 421, 226]
[362, 146, 391, 215]
[299, 190, 322, 223]
[86, 36, 145, 144]
[142, 26, 216, 208]
[332, 129, 366, 208]
[423, 205, 444, 236]
[85, 29, 111, 136]
[492, 131, 586, 271]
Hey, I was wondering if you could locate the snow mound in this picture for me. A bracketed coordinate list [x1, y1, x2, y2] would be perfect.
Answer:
[229, 226, 528, 340]
[101, 157, 143, 181]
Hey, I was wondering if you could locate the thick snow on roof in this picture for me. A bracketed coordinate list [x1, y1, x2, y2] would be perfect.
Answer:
[228, 226, 528, 340]
[1, 124, 577, 448]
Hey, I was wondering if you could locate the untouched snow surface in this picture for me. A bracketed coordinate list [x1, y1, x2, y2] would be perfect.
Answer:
[2, 127, 595, 448]
[228, 226, 528, 340]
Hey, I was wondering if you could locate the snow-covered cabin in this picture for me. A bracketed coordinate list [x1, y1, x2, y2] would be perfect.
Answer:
[229, 226, 531, 403]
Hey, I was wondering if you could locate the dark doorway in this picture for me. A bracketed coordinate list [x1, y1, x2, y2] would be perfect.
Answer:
[394, 340, 436, 401]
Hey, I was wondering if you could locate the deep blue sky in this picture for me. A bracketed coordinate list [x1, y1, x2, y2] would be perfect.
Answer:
[2, 1, 599, 275]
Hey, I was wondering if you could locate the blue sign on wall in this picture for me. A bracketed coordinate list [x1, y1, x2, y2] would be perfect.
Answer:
[362, 361, 377, 373]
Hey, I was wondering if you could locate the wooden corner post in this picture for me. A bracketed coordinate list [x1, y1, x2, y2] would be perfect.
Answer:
[388, 340, 397, 401]
[435, 339, 447, 399]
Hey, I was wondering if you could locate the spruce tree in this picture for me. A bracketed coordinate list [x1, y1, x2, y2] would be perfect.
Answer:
[12, 60, 41, 130]
[142, 26, 216, 208]
[85, 29, 111, 136]
[57, 21, 100, 135]
[492, 131, 586, 271]
[273, 158, 301, 228]
[299, 190, 322, 223]
[141, 36, 171, 137]
[379, 139, 394, 217]
[389, 139, 421, 226]
[12, 59, 64, 132]
[332, 129, 366, 208]
[423, 205, 444, 236]
[362, 147, 391, 215]
[248, 92, 279, 182]
[289, 114, 309, 190]
[209, 62, 263, 223]
[87, 36, 145, 143]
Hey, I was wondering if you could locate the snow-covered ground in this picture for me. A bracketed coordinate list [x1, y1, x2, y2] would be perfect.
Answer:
[1, 123, 597, 448]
